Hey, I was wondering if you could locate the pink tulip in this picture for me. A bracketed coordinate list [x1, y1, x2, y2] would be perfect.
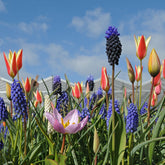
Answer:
[45, 109, 88, 134]
[101, 67, 110, 92]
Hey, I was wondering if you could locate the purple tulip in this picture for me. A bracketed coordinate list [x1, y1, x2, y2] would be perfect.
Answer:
[45, 108, 88, 134]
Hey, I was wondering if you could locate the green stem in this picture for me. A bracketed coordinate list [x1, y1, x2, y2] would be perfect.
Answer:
[127, 133, 133, 165]
[147, 77, 154, 139]
[132, 83, 135, 104]
[139, 60, 142, 108]
[24, 116, 27, 156]
[112, 64, 115, 161]
[106, 92, 109, 111]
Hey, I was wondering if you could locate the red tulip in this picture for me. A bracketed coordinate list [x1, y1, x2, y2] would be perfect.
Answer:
[163, 59, 165, 79]
[16, 49, 23, 71]
[3, 51, 17, 78]
[34, 90, 42, 106]
[22, 77, 31, 93]
[72, 82, 82, 99]
[101, 67, 110, 92]
[134, 35, 151, 60]
[155, 80, 161, 95]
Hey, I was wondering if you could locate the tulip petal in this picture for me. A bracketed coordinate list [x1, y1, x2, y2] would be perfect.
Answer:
[45, 112, 65, 134]
[16, 49, 23, 70]
[137, 35, 146, 60]
[163, 59, 165, 79]
[63, 109, 79, 124]
[3, 52, 11, 76]
[53, 108, 62, 122]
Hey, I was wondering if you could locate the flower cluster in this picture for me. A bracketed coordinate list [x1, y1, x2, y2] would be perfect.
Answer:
[0, 97, 8, 121]
[105, 26, 122, 65]
[85, 75, 94, 91]
[80, 107, 90, 121]
[56, 91, 69, 117]
[52, 75, 62, 95]
[126, 103, 139, 133]
[106, 100, 120, 128]
[11, 79, 28, 121]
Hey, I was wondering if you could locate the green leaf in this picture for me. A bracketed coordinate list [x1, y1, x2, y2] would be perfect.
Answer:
[45, 155, 58, 165]
[148, 96, 165, 164]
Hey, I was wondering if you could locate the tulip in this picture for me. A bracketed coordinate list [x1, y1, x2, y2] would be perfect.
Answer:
[93, 127, 99, 153]
[163, 59, 165, 79]
[34, 90, 42, 107]
[135, 65, 143, 82]
[16, 49, 23, 71]
[72, 82, 82, 99]
[155, 81, 161, 95]
[151, 91, 157, 107]
[152, 71, 161, 87]
[22, 77, 31, 93]
[6, 83, 11, 100]
[86, 82, 90, 99]
[101, 67, 110, 92]
[134, 35, 151, 60]
[148, 48, 161, 77]
[126, 58, 135, 83]
[3, 51, 17, 78]
[45, 108, 88, 134]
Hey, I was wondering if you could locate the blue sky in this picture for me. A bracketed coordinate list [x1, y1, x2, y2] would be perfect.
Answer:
[0, 0, 165, 84]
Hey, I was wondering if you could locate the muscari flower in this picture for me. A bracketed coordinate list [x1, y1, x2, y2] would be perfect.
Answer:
[45, 108, 88, 134]
[106, 100, 120, 128]
[85, 75, 94, 91]
[126, 103, 138, 133]
[80, 107, 90, 121]
[97, 87, 103, 99]
[0, 97, 8, 121]
[99, 104, 106, 119]
[11, 79, 28, 121]
[52, 75, 62, 95]
[140, 102, 148, 115]
[105, 26, 122, 65]
[56, 91, 69, 117]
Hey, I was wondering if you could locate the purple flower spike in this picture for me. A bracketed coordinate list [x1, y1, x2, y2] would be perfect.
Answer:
[45, 109, 88, 134]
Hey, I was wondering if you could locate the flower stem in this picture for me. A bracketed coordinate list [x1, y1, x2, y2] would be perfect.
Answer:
[60, 134, 66, 154]
[106, 92, 109, 111]
[24, 115, 27, 156]
[132, 83, 134, 104]
[94, 155, 97, 165]
[112, 64, 115, 160]
[139, 60, 142, 108]
[147, 77, 154, 129]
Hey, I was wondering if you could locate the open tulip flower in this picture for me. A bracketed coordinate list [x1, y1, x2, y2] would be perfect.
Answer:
[45, 108, 88, 134]
[3, 51, 17, 78]
[135, 65, 143, 82]
[134, 35, 151, 60]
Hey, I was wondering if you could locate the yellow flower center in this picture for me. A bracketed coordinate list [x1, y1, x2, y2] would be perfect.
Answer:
[61, 118, 70, 128]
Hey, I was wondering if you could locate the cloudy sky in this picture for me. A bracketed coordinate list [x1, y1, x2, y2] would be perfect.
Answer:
[0, 0, 165, 84]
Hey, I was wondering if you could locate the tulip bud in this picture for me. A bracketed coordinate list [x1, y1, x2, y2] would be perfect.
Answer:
[72, 82, 82, 99]
[153, 71, 161, 87]
[6, 83, 11, 100]
[34, 90, 42, 104]
[101, 67, 110, 92]
[126, 58, 135, 83]
[93, 127, 99, 153]
[22, 77, 31, 93]
[135, 65, 143, 82]
[86, 82, 90, 99]
[148, 48, 161, 77]
[163, 59, 165, 79]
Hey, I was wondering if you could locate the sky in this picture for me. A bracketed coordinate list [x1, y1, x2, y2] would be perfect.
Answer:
[0, 0, 165, 84]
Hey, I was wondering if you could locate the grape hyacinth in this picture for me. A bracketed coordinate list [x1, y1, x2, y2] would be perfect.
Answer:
[85, 75, 94, 91]
[105, 26, 122, 65]
[0, 97, 8, 121]
[0, 140, 3, 151]
[97, 87, 103, 100]
[52, 75, 62, 95]
[99, 104, 106, 119]
[126, 103, 139, 133]
[80, 107, 90, 121]
[140, 102, 148, 115]
[106, 100, 120, 128]
[56, 91, 69, 117]
[11, 79, 28, 121]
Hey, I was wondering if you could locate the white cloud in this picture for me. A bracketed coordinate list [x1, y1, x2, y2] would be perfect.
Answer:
[71, 8, 111, 37]
[18, 22, 48, 34]
[0, 0, 6, 12]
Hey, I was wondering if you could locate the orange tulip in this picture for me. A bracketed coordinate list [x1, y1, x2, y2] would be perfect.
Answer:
[22, 77, 31, 93]
[134, 35, 151, 60]
[72, 82, 82, 99]
[3, 51, 17, 78]
[148, 48, 161, 77]
[101, 67, 110, 92]
[135, 65, 143, 82]
[16, 49, 23, 71]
